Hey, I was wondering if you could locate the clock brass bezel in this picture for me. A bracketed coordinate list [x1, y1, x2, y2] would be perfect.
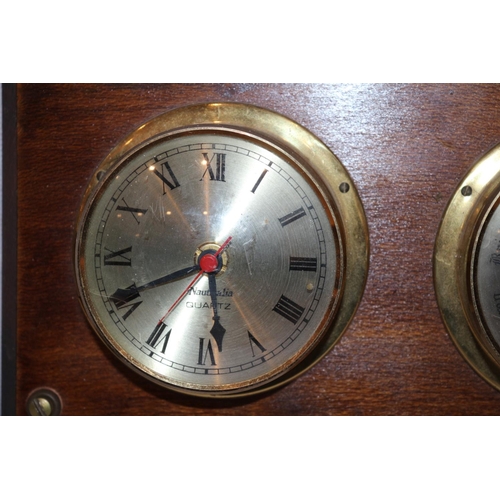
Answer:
[75, 102, 369, 397]
[434, 143, 500, 391]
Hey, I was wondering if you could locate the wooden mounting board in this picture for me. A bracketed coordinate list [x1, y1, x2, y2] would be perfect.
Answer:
[8, 83, 500, 415]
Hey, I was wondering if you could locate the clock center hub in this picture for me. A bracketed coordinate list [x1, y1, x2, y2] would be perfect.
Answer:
[199, 253, 218, 273]
[195, 242, 229, 276]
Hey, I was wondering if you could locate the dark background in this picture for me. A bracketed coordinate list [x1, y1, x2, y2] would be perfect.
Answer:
[7, 83, 500, 415]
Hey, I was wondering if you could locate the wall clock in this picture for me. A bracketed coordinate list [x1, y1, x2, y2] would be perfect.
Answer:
[75, 102, 369, 397]
[435, 142, 500, 390]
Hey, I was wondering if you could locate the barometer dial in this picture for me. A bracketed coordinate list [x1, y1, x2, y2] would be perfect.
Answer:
[435, 143, 500, 390]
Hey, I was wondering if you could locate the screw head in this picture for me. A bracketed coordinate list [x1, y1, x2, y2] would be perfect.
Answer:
[339, 182, 350, 193]
[461, 185, 473, 197]
[26, 388, 62, 416]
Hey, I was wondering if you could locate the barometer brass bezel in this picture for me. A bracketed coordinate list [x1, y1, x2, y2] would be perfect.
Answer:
[75, 102, 369, 397]
[434, 143, 500, 390]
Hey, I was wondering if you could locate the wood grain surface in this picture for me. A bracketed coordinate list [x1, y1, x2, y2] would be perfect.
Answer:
[13, 83, 500, 415]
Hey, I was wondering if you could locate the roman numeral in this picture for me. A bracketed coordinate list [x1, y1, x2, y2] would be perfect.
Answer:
[490, 253, 500, 265]
[118, 300, 143, 321]
[289, 257, 318, 272]
[103, 246, 132, 266]
[146, 322, 171, 354]
[153, 161, 181, 193]
[198, 338, 217, 366]
[247, 331, 266, 357]
[273, 295, 305, 324]
[109, 284, 140, 308]
[278, 207, 306, 227]
[116, 198, 148, 224]
[251, 169, 268, 193]
[494, 294, 500, 316]
[109, 284, 142, 320]
[200, 153, 226, 182]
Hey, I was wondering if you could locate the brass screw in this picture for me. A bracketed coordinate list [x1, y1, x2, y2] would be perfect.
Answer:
[26, 388, 62, 416]
[461, 185, 473, 197]
[339, 182, 350, 193]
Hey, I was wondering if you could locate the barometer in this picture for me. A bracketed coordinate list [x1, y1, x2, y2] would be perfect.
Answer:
[75, 103, 368, 397]
[435, 143, 500, 390]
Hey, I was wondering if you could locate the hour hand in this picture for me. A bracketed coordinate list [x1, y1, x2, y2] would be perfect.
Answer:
[109, 284, 141, 308]
[110, 264, 200, 307]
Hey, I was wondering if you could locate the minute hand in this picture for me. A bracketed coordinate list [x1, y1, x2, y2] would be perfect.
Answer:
[208, 273, 226, 352]
[110, 264, 200, 307]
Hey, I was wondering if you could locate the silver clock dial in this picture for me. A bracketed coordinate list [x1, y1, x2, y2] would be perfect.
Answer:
[79, 132, 340, 393]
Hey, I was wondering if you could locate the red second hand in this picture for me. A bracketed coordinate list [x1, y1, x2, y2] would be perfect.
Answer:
[157, 236, 232, 325]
